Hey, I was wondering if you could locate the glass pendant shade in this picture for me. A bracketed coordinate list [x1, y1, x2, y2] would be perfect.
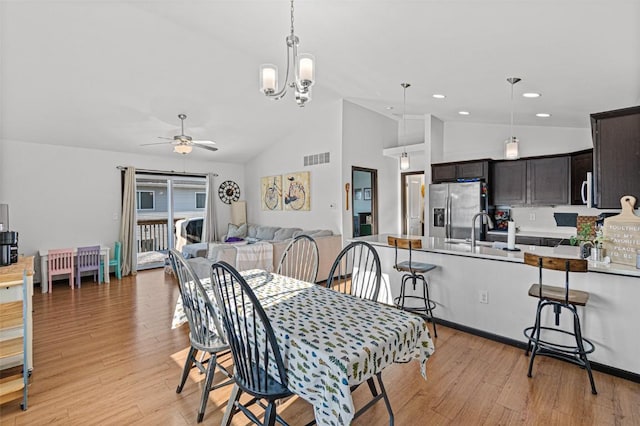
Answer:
[260, 64, 278, 94]
[297, 53, 315, 87]
[504, 137, 519, 160]
[400, 151, 410, 170]
[174, 144, 193, 155]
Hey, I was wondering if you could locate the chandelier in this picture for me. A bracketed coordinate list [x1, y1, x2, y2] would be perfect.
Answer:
[399, 83, 411, 170]
[259, 0, 315, 107]
[505, 77, 521, 160]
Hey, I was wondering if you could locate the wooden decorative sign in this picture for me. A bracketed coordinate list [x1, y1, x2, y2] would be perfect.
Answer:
[603, 196, 640, 266]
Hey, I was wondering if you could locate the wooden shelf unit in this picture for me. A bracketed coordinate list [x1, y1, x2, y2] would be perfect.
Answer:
[0, 266, 30, 410]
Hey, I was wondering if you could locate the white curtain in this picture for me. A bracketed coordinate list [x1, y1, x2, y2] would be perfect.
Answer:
[119, 167, 137, 276]
[202, 173, 219, 243]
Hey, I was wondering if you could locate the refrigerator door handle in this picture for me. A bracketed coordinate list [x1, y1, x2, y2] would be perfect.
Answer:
[443, 195, 448, 238]
[446, 195, 451, 238]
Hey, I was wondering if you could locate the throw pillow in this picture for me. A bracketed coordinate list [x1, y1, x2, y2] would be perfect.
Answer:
[255, 226, 280, 241]
[274, 227, 302, 241]
[227, 223, 247, 239]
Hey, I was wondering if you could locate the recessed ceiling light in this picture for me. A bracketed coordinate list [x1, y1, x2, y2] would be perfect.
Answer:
[536, 113, 551, 118]
[523, 92, 541, 98]
[432, 94, 446, 99]
[385, 106, 394, 110]
[458, 111, 470, 115]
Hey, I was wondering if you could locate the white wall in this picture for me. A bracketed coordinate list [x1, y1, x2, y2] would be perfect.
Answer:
[342, 101, 399, 236]
[244, 101, 343, 234]
[2, 139, 244, 259]
[442, 122, 592, 162]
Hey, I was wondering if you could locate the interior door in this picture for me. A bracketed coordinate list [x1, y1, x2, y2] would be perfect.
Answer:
[401, 172, 425, 235]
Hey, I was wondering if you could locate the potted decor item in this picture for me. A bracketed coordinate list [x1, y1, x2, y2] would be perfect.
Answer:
[570, 223, 605, 260]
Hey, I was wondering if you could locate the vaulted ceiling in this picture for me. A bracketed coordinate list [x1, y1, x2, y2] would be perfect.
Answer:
[2, 0, 639, 162]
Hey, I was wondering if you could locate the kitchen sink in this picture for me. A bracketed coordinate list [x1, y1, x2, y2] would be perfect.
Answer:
[444, 239, 495, 247]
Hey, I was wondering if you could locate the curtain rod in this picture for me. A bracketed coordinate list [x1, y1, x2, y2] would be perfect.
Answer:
[116, 166, 218, 178]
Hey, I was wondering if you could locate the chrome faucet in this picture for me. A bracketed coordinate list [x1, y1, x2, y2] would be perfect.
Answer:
[471, 211, 492, 249]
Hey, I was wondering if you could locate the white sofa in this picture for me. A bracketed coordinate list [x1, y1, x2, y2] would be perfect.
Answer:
[184, 224, 342, 283]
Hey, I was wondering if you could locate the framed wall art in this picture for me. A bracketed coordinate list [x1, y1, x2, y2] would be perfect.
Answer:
[261, 175, 282, 210]
[364, 187, 372, 200]
[283, 171, 310, 211]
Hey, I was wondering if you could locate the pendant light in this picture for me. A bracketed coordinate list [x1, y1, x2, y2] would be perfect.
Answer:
[259, 0, 315, 107]
[505, 77, 521, 160]
[399, 83, 411, 170]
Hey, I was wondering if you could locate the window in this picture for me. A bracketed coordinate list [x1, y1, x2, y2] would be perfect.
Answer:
[137, 191, 155, 210]
[195, 192, 206, 209]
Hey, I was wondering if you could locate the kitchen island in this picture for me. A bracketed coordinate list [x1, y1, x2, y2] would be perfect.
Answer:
[352, 234, 640, 378]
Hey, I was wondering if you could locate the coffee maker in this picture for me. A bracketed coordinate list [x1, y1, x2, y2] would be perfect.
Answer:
[0, 230, 18, 266]
[0, 204, 18, 266]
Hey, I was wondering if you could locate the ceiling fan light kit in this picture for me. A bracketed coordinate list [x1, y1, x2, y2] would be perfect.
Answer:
[173, 144, 192, 155]
[260, 0, 315, 107]
[141, 113, 218, 155]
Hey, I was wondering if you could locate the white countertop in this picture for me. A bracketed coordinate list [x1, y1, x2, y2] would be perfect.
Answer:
[353, 234, 640, 278]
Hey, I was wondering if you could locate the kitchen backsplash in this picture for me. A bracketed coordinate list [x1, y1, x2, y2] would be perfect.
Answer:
[509, 205, 637, 236]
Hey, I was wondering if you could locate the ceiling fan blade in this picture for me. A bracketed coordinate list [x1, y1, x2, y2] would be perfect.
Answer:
[192, 140, 216, 145]
[140, 141, 174, 146]
[192, 143, 218, 152]
[157, 136, 174, 140]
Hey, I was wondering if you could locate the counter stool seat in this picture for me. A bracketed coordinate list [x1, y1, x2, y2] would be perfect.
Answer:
[523, 252, 597, 395]
[394, 261, 437, 274]
[388, 236, 438, 338]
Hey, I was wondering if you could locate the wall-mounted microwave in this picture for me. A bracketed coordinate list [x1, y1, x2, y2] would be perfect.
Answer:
[581, 172, 594, 208]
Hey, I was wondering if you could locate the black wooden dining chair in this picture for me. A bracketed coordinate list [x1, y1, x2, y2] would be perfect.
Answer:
[168, 250, 234, 423]
[325, 241, 394, 424]
[326, 241, 382, 301]
[211, 261, 293, 426]
[276, 234, 319, 283]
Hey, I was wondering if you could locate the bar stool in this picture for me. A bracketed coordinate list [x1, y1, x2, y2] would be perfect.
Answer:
[388, 236, 438, 337]
[523, 252, 597, 394]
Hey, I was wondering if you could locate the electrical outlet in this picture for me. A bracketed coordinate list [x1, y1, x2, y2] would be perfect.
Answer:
[479, 290, 489, 304]
[529, 213, 536, 221]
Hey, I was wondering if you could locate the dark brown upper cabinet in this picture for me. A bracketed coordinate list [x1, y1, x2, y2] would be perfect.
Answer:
[491, 160, 527, 205]
[527, 156, 570, 205]
[491, 156, 570, 206]
[591, 106, 640, 209]
[432, 159, 489, 183]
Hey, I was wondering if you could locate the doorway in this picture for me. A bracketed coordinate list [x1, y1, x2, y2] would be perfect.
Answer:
[351, 167, 378, 237]
[401, 171, 425, 236]
[135, 174, 206, 270]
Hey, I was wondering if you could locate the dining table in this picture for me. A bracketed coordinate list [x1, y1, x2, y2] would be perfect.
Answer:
[172, 269, 435, 426]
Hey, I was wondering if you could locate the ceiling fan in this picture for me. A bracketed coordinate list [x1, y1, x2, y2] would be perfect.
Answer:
[142, 113, 218, 155]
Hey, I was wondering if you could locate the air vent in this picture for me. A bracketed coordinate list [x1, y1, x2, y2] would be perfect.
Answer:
[304, 152, 330, 166]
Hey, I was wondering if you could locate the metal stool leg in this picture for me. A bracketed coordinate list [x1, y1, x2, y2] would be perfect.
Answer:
[421, 274, 437, 337]
[527, 302, 544, 378]
[573, 307, 597, 395]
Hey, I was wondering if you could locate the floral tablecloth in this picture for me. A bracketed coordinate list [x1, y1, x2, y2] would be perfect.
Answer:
[172, 269, 435, 426]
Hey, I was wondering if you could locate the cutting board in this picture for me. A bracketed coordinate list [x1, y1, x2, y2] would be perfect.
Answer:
[603, 196, 640, 266]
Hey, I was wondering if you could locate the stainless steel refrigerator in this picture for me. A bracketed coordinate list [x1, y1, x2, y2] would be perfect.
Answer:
[428, 181, 488, 239]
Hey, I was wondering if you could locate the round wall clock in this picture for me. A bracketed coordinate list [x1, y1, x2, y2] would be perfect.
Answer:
[218, 180, 240, 204]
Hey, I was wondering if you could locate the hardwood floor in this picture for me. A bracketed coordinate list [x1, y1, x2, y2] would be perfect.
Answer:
[1, 269, 639, 425]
